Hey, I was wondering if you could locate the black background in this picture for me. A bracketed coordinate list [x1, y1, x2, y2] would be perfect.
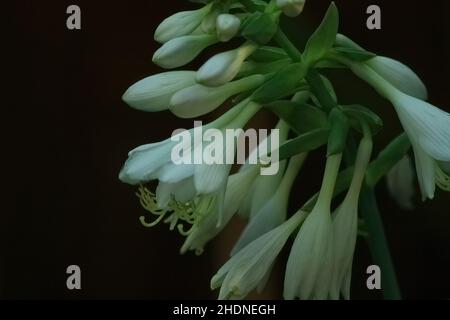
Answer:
[3, 0, 450, 299]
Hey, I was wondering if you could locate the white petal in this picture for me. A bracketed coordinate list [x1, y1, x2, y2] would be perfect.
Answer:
[122, 71, 197, 112]
[368, 56, 428, 100]
[152, 34, 217, 69]
[194, 164, 232, 194]
[119, 140, 174, 184]
[393, 92, 450, 161]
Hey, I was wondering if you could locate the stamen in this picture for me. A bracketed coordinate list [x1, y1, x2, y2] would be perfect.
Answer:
[135, 184, 214, 236]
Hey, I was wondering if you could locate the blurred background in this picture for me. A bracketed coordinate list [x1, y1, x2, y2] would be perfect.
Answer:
[3, 0, 449, 299]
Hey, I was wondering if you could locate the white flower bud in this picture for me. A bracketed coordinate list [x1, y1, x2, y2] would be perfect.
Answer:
[367, 56, 428, 100]
[152, 34, 217, 69]
[122, 71, 197, 112]
[154, 4, 212, 43]
[169, 74, 264, 118]
[276, 0, 306, 17]
[216, 14, 241, 42]
[196, 42, 258, 87]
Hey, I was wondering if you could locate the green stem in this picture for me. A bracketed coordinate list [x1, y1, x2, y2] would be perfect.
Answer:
[359, 187, 402, 300]
[275, 28, 402, 299]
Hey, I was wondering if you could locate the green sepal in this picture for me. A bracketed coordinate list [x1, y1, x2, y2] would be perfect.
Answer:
[250, 46, 288, 62]
[265, 101, 328, 135]
[251, 63, 307, 103]
[327, 108, 350, 156]
[333, 47, 376, 62]
[241, 12, 279, 44]
[341, 104, 383, 135]
[303, 2, 339, 67]
[278, 128, 330, 161]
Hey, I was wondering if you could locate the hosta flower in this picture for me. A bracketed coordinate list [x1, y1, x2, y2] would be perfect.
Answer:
[231, 153, 307, 255]
[152, 34, 218, 69]
[343, 61, 450, 200]
[122, 71, 197, 112]
[276, 0, 306, 17]
[119, 100, 261, 234]
[196, 42, 258, 86]
[330, 134, 372, 300]
[284, 154, 342, 300]
[216, 14, 241, 42]
[169, 74, 265, 118]
[211, 210, 306, 300]
[386, 155, 415, 210]
[154, 3, 213, 43]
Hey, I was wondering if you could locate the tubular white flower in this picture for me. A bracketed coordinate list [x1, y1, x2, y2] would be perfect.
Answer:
[181, 165, 260, 255]
[216, 14, 241, 42]
[231, 153, 307, 255]
[196, 42, 258, 87]
[154, 3, 213, 43]
[330, 135, 372, 300]
[152, 34, 218, 69]
[276, 0, 306, 17]
[211, 211, 306, 300]
[169, 74, 264, 118]
[367, 56, 428, 100]
[386, 155, 415, 210]
[122, 71, 197, 112]
[284, 154, 342, 300]
[335, 34, 428, 100]
[342, 61, 450, 200]
[119, 99, 249, 186]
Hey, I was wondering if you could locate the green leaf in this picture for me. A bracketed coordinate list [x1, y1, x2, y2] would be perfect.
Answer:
[265, 101, 328, 135]
[241, 12, 278, 44]
[237, 59, 290, 78]
[341, 104, 383, 135]
[251, 63, 307, 103]
[303, 2, 339, 67]
[250, 46, 288, 62]
[278, 128, 330, 160]
[334, 47, 376, 62]
[327, 108, 349, 156]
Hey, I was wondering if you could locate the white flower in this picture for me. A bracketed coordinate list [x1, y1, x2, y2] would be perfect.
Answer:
[216, 14, 241, 42]
[211, 210, 306, 300]
[231, 153, 307, 255]
[343, 61, 450, 200]
[284, 154, 342, 300]
[367, 56, 428, 100]
[169, 74, 264, 118]
[330, 135, 372, 300]
[181, 165, 260, 255]
[196, 42, 258, 86]
[119, 99, 249, 185]
[386, 154, 415, 210]
[122, 71, 197, 112]
[154, 3, 213, 43]
[276, 0, 306, 17]
[152, 34, 217, 69]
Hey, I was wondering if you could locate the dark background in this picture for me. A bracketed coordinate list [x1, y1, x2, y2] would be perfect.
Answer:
[3, 0, 449, 299]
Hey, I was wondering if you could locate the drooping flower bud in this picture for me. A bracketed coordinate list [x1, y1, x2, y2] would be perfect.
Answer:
[122, 71, 197, 112]
[276, 0, 306, 17]
[196, 42, 258, 86]
[152, 34, 217, 69]
[216, 14, 241, 42]
[154, 3, 212, 43]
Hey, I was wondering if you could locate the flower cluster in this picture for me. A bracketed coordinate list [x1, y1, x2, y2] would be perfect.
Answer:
[119, 0, 450, 299]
